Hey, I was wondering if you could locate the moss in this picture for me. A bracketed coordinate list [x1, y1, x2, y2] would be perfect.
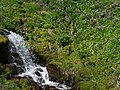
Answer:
[0, 33, 8, 44]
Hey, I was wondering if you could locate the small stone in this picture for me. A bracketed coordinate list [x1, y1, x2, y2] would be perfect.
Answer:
[35, 71, 41, 76]
[36, 68, 43, 72]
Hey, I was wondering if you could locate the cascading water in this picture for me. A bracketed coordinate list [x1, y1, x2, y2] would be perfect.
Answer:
[5, 31, 71, 90]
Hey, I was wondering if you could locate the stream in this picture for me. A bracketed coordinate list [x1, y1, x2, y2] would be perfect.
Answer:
[4, 30, 71, 90]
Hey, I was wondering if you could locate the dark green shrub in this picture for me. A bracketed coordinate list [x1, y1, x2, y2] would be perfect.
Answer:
[56, 32, 70, 47]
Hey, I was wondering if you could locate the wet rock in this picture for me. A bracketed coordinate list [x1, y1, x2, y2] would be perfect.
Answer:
[41, 79, 45, 83]
[65, 76, 74, 87]
[50, 76, 58, 82]
[26, 76, 34, 81]
[36, 68, 43, 72]
[2, 29, 11, 36]
[35, 71, 41, 76]
[46, 64, 61, 82]
[44, 85, 57, 90]
[38, 78, 43, 83]
[31, 81, 40, 90]
[0, 41, 9, 64]
[46, 64, 73, 89]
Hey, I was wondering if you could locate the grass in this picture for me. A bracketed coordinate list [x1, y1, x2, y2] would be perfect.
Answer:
[0, 0, 120, 89]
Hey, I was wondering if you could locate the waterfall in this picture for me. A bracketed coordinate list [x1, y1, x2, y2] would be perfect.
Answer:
[5, 31, 71, 90]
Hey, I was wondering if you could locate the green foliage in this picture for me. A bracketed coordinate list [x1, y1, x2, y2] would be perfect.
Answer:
[19, 78, 32, 90]
[0, 0, 120, 89]
[0, 34, 8, 44]
[56, 32, 70, 46]
[0, 65, 31, 90]
[0, 30, 8, 43]
[0, 65, 11, 78]
[0, 77, 21, 90]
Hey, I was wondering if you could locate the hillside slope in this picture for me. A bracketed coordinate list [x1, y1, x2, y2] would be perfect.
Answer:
[0, 0, 120, 89]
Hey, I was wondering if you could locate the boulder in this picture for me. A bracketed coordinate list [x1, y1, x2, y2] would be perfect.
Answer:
[46, 64, 61, 82]
[0, 40, 9, 64]
[0, 29, 9, 64]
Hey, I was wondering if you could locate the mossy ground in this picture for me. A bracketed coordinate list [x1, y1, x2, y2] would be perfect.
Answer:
[0, 0, 120, 89]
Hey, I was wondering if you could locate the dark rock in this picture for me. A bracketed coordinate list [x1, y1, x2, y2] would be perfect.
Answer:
[49, 76, 58, 82]
[44, 85, 57, 90]
[2, 29, 11, 36]
[72, 86, 80, 90]
[35, 71, 41, 76]
[0, 41, 9, 64]
[31, 81, 40, 90]
[65, 76, 74, 86]
[32, 51, 46, 67]
[36, 68, 43, 72]
[26, 76, 34, 81]
[46, 64, 61, 82]
[38, 78, 43, 83]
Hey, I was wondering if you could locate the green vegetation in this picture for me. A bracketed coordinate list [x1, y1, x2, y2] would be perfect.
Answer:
[0, 34, 8, 43]
[0, 30, 8, 43]
[0, 0, 120, 89]
[0, 65, 32, 90]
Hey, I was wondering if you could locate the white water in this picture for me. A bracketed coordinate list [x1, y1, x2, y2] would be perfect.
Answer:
[6, 31, 71, 90]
